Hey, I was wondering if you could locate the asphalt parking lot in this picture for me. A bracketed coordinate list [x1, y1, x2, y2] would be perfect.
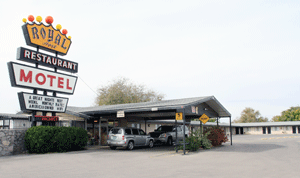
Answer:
[1, 134, 300, 178]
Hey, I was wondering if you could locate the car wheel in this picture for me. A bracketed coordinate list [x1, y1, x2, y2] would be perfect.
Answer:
[127, 141, 134, 150]
[149, 140, 154, 148]
[167, 137, 172, 146]
[110, 146, 116, 150]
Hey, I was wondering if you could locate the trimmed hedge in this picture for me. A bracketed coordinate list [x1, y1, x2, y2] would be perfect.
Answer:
[25, 126, 88, 153]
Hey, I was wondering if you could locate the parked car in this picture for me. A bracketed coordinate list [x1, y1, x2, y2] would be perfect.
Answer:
[107, 127, 154, 150]
[149, 125, 190, 145]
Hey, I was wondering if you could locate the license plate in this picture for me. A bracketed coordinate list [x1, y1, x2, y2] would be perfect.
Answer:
[112, 136, 117, 140]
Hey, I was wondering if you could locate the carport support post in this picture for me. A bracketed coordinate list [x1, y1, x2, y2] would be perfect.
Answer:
[175, 118, 178, 153]
[145, 120, 147, 134]
[85, 119, 87, 130]
[230, 116, 232, 145]
[200, 121, 203, 137]
[99, 118, 101, 146]
[182, 109, 186, 155]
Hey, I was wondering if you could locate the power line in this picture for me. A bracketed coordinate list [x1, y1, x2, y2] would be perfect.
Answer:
[75, 74, 99, 96]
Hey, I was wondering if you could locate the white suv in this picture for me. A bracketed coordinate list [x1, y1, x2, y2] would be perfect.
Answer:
[107, 127, 154, 150]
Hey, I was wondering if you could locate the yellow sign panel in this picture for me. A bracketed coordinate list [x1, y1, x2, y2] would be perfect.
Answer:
[23, 23, 71, 55]
[176, 112, 183, 120]
[199, 114, 210, 124]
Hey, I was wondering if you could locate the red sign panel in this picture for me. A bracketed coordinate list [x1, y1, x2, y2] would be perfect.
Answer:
[7, 62, 77, 94]
[35, 115, 59, 122]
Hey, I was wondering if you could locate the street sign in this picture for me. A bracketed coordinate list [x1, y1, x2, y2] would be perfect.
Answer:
[34, 115, 59, 122]
[199, 114, 210, 124]
[117, 111, 125, 118]
[22, 22, 72, 55]
[17, 47, 78, 73]
[176, 112, 183, 120]
[7, 62, 77, 94]
[18, 92, 68, 112]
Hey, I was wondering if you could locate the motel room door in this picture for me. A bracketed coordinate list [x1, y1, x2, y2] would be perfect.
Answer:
[235, 127, 240, 135]
[263, 127, 266, 134]
[292, 126, 297, 134]
[267, 127, 271, 134]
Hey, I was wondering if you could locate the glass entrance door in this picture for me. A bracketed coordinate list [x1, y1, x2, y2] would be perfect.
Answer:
[100, 119, 108, 145]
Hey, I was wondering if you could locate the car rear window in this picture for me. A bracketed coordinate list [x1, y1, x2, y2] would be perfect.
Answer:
[110, 128, 123, 134]
[125, 129, 132, 135]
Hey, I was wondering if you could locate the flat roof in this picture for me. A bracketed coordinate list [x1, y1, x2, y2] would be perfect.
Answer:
[232, 121, 300, 127]
[0, 113, 30, 119]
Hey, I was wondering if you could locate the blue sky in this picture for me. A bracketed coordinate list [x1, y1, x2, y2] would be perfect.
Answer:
[1, 0, 300, 122]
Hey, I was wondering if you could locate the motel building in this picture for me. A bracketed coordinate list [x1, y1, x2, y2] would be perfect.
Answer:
[1, 96, 300, 146]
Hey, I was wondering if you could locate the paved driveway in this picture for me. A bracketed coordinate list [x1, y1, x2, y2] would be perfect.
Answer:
[1, 134, 300, 178]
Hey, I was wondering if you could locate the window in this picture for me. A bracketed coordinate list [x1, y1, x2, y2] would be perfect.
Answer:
[155, 124, 161, 129]
[156, 126, 173, 132]
[3, 119, 9, 126]
[132, 129, 139, 135]
[173, 127, 182, 132]
[139, 130, 146, 135]
[110, 128, 122, 134]
[131, 123, 141, 128]
[125, 129, 132, 135]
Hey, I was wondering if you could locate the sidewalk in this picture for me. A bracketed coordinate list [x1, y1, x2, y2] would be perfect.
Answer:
[85, 145, 110, 150]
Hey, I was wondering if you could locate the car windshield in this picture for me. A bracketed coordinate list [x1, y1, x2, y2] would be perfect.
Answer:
[156, 126, 173, 132]
[110, 128, 122, 134]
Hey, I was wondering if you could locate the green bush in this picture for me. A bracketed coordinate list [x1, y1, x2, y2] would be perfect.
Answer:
[177, 129, 212, 151]
[200, 131, 213, 149]
[25, 126, 88, 153]
[204, 126, 228, 146]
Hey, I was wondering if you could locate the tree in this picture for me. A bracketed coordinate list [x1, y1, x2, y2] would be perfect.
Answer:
[234, 107, 268, 123]
[272, 106, 300, 122]
[95, 77, 165, 106]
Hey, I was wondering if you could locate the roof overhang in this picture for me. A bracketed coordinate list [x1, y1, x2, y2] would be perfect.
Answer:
[67, 96, 231, 120]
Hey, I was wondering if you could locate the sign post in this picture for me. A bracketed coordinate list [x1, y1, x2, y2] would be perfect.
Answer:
[199, 114, 210, 124]
[199, 114, 210, 137]
[176, 112, 182, 120]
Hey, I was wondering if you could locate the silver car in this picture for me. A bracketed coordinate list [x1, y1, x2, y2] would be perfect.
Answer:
[107, 127, 154, 150]
[149, 125, 190, 145]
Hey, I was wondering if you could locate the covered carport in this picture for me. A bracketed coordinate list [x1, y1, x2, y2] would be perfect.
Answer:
[67, 96, 231, 154]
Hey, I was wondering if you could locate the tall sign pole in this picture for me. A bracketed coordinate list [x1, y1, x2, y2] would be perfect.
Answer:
[8, 15, 78, 126]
